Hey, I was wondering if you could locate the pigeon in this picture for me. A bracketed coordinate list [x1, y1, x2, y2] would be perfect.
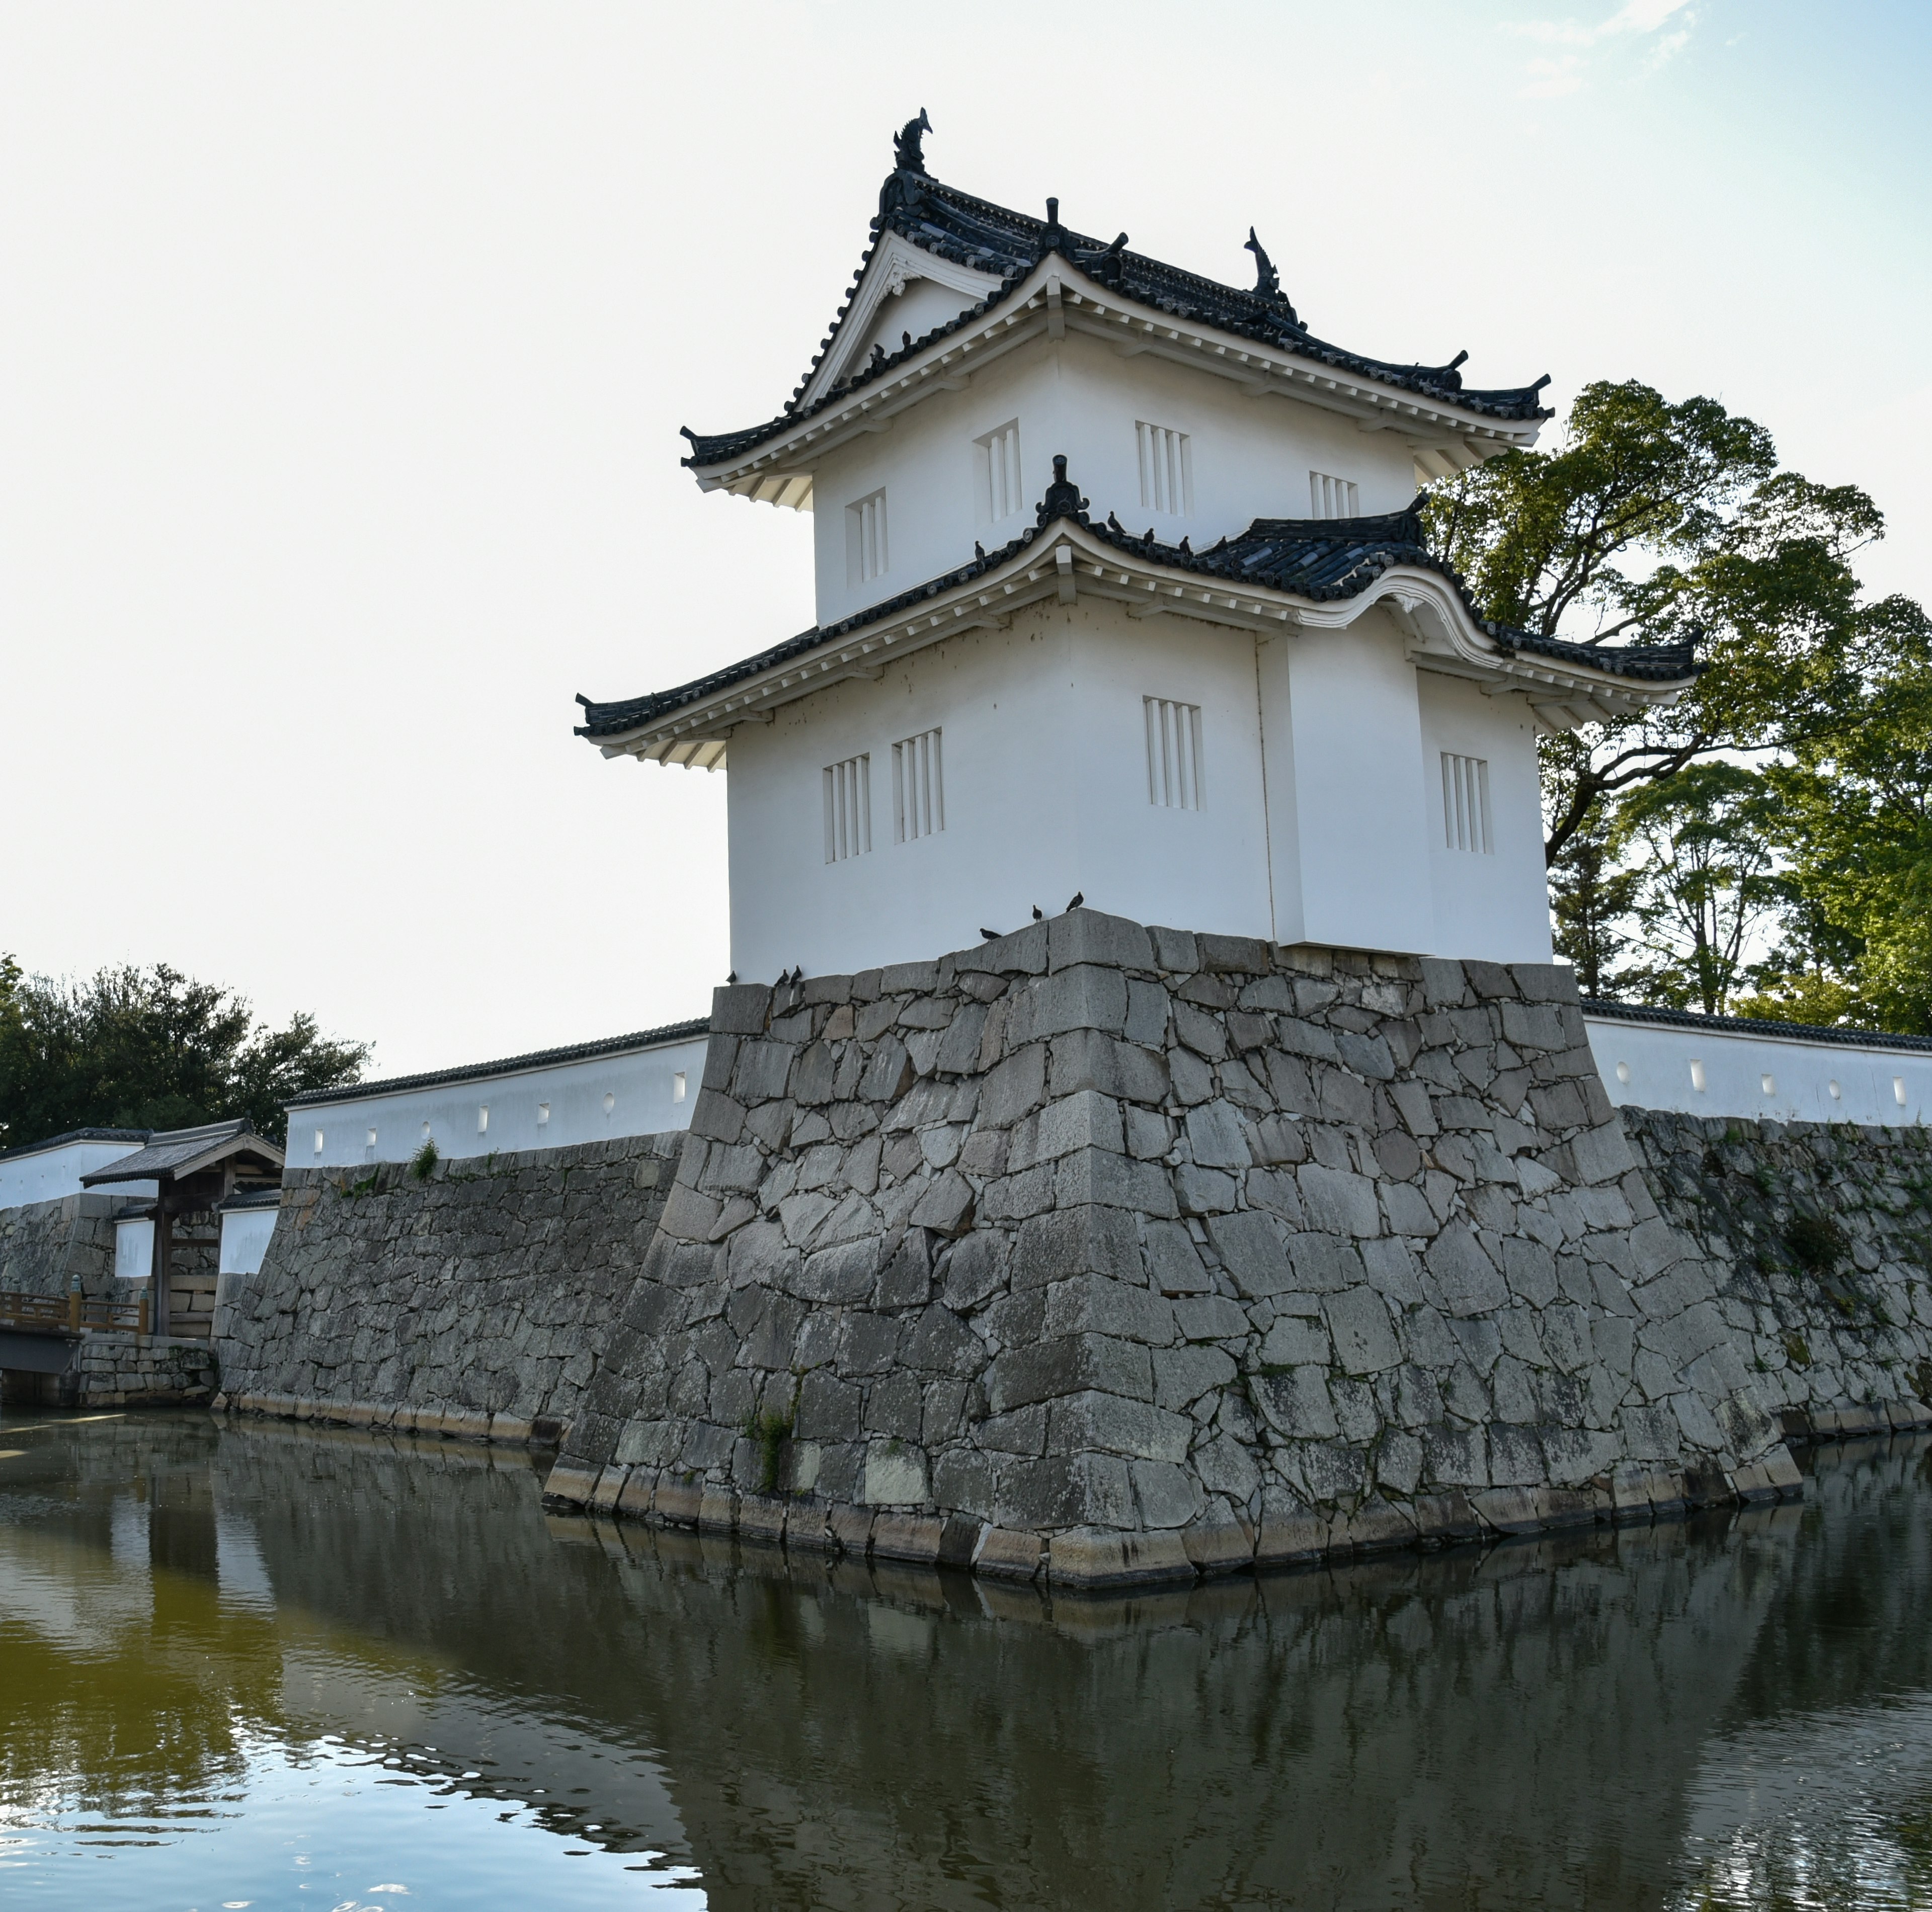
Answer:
[903, 330, 913, 350]
[1066, 891, 1084, 912]
[726, 970, 738, 984]
[1031, 904, 1043, 921]
[980, 928, 1002, 942]
[1179, 535, 1193, 556]
[1106, 511, 1125, 535]
[974, 540, 986, 560]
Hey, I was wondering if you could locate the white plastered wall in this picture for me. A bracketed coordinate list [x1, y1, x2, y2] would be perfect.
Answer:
[218, 1207, 279, 1277]
[290, 1035, 708, 1169]
[1586, 1016, 1932, 1127]
[726, 596, 1273, 981]
[1259, 609, 1437, 956]
[1417, 671, 1553, 963]
[810, 332, 1423, 631]
[0, 1139, 153, 1208]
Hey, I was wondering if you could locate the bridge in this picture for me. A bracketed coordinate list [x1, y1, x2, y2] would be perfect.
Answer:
[0, 1290, 151, 1397]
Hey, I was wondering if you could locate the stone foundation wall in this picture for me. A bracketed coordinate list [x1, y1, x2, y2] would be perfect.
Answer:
[214, 1133, 684, 1444]
[1624, 1110, 1932, 1439]
[0, 1193, 120, 1297]
[544, 913, 1804, 1588]
[74, 1331, 217, 1405]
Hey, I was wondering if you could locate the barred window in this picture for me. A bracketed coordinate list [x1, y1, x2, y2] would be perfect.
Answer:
[1145, 698, 1204, 810]
[1136, 421, 1192, 516]
[823, 754, 872, 862]
[893, 728, 944, 842]
[1440, 753, 1492, 854]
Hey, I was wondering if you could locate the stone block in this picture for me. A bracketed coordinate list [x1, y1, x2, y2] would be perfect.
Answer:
[1255, 1490, 1327, 1565]
[1017, 965, 1130, 1044]
[1048, 1389, 1193, 1462]
[870, 1512, 945, 1563]
[828, 1503, 875, 1556]
[542, 1462, 599, 1510]
[1322, 1289, 1400, 1375]
[973, 1524, 1045, 1580]
[710, 984, 772, 1035]
[1411, 1489, 1484, 1544]
[1049, 908, 1154, 973]
[1014, 1204, 1140, 1287]
[1055, 1148, 1176, 1216]
[1172, 1294, 1247, 1342]
[994, 1452, 1135, 1530]
[1205, 1211, 1293, 1297]
[861, 1441, 928, 1505]
[1047, 1527, 1195, 1590]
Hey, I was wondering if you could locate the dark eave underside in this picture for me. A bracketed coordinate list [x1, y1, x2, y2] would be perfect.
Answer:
[682, 170, 1553, 470]
[575, 500, 1696, 741]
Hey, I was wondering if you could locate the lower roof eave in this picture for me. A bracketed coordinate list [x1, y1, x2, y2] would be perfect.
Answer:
[588, 527, 1696, 767]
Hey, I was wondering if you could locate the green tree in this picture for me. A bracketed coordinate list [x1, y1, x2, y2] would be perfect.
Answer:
[1736, 598, 1932, 1034]
[0, 963, 369, 1149]
[1422, 379, 1887, 869]
[1608, 762, 1782, 1016]
[1547, 804, 1641, 999]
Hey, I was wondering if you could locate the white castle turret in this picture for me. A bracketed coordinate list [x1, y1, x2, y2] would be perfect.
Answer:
[577, 115, 1698, 981]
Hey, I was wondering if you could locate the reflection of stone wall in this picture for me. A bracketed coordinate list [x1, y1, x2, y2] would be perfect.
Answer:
[548, 915, 1800, 1585]
[1626, 1111, 1932, 1437]
[169, 1417, 1932, 1911]
[214, 1134, 683, 1443]
[0, 1193, 119, 1297]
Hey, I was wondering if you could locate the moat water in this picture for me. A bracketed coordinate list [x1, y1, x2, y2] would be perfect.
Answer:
[5, 1418, 1932, 1910]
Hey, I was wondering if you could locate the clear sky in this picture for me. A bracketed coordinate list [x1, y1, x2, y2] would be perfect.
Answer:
[3, 1, 1927, 1078]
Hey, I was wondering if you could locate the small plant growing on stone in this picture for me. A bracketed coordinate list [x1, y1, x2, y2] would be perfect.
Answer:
[1912, 1358, 1932, 1405]
[1786, 1213, 1848, 1275]
[1782, 1330, 1813, 1369]
[411, 1139, 439, 1182]
[746, 1407, 793, 1493]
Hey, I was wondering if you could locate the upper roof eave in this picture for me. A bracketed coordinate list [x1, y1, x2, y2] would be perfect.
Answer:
[681, 202, 1553, 489]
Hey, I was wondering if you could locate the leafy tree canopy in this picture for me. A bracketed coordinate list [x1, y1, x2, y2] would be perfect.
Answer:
[1422, 378, 1892, 868]
[0, 961, 369, 1150]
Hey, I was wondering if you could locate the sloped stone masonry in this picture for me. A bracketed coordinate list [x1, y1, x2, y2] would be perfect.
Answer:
[214, 1133, 683, 1444]
[545, 912, 1806, 1587]
[0, 1193, 120, 1297]
[1624, 1109, 1932, 1439]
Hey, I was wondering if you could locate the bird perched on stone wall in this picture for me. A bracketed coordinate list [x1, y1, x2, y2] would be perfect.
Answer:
[980, 928, 1001, 942]
[1066, 891, 1084, 911]
[1032, 904, 1043, 920]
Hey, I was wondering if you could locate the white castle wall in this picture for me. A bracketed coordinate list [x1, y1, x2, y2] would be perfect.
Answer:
[288, 1031, 708, 1169]
[0, 1137, 154, 1208]
[726, 593, 1550, 985]
[808, 329, 1424, 633]
[1586, 1011, 1932, 1128]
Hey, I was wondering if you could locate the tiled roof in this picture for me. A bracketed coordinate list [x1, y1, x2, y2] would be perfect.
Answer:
[285, 1019, 712, 1108]
[0, 1126, 149, 1165]
[575, 486, 1697, 741]
[1581, 999, 1932, 1055]
[682, 157, 1552, 470]
[79, 1119, 284, 1185]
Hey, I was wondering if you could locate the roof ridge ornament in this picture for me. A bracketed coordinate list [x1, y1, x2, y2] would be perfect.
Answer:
[893, 108, 933, 176]
[1035, 453, 1090, 528]
[1039, 197, 1068, 260]
[1244, 227, 1302, 329]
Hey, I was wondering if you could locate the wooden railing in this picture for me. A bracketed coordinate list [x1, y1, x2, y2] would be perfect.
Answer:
[0, 1290, 150, 1335]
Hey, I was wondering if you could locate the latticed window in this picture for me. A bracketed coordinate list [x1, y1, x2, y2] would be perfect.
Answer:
[1441, 753, 1492, 853]
[1309, 470, 1359, 519]
[977, 421, 1022, 523]
[846, 489, 889, 585]
[823, 754, 872, 862]
[1145, 698, 1204, 810]
[893, 729, 944, 842]
[1136, 422, 1192, 516]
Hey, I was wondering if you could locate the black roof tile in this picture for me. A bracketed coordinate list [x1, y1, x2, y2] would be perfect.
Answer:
[681, 160, 1553, 471]
[576, 487, 1697, 741]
